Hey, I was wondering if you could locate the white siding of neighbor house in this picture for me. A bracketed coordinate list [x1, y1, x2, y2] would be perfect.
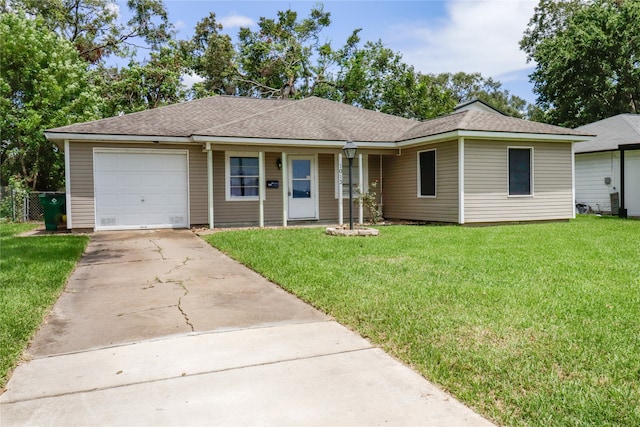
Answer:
[575, 151, 621, 214]
[464, 140, 574, 223]
[67, 142, 208, 230]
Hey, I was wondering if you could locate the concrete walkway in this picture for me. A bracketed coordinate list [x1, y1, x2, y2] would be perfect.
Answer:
[1, 230, 495, 426]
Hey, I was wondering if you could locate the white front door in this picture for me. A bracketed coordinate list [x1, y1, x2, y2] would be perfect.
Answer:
[625, 150, 640, 216]
[288, 156, 317, 219]
[94, 149, 189, 230]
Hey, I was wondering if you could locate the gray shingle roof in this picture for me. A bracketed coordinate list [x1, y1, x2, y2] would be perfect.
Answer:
[401, 110, 591, 141]
[574, 114, 640, 153]
[46, 95, 589, 143]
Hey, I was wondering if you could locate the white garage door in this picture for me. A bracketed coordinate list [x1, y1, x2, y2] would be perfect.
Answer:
[94, 149, 189, 230]
[625, 150, 640, 217]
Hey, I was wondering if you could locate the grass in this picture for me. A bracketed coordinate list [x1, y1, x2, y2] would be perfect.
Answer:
[0, 223, 88, 386]
[204, 216, 640, 427]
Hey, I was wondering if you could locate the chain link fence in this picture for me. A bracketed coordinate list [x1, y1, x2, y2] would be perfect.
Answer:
[0, 187, 59, 222]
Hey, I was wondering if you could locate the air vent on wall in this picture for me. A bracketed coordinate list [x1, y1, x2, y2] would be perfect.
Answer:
[100, 217, 117, 226]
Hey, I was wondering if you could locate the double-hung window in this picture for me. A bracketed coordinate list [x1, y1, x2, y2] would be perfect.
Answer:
[226, 152, 259, 200]
[418, 149, 436, 197]
[508, 147, 533, 196]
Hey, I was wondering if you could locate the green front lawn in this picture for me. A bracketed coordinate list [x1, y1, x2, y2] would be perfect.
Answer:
[204, 216, 640, 427]
[0, 224, 88, 386]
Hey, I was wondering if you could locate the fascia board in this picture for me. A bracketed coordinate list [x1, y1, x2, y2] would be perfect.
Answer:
[44, 132, 194, 144]
[191, 135, 398, 149]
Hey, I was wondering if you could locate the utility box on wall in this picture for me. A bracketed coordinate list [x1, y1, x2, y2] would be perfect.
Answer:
[610, 192, 619, 215]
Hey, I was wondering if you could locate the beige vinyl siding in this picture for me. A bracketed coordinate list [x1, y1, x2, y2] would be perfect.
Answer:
[68, 142, 95, 229]
[464, 140, 573, 222]
[382, 141, 459, 222]
[318, 153, 338, 221]
[213, 151, 338, 226]
[316, 153, 382, 222]
[212, 150, 258, 224]
[67, 142, 207, 230]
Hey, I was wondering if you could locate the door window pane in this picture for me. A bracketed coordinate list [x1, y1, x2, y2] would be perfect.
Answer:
[292, 160, 310, 179]
[292, 180, 311, 198]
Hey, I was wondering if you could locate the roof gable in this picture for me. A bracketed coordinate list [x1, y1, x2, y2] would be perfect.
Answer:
[575, 114, 640, 153]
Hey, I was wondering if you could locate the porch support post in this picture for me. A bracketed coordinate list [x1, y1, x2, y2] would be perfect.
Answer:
[458, 137, 465, 224]
[259, 151, 265, 227]
[281, 152, 288, 226]
[358, 153, 364, 224]
[338, 153, 344, 225]
[64, 139, 72, 229]
[206, 142, 214, 229]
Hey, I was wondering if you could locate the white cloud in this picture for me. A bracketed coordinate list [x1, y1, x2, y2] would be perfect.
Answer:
[174, 20, 186, 31]
[182, 72, 205, 89]
[386, 0, 537, 80]
[220, 14, 255, 29]
[106, 2, 120, 18]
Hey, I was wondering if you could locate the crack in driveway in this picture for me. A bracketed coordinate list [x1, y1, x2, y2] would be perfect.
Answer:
[175, 280, 194, 332]
[149, 239, 167, 260]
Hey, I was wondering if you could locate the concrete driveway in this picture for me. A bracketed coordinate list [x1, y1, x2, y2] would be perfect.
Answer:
[1, 230, 494, 426]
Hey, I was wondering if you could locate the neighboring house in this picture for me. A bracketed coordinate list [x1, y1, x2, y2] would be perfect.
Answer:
[45, 96, 590, 231]
[575, 114, 640, 217]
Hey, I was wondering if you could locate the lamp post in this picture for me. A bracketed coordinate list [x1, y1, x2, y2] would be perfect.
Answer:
[342, 141, 358, 230]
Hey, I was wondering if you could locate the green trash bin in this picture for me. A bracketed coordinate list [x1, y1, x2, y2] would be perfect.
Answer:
[39, 193, 65, 231]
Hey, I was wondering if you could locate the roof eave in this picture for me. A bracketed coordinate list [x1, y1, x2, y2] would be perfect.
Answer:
[44, 132, 194, 144]
[397, 130, 593, 148]
[191, 135, 398, 149]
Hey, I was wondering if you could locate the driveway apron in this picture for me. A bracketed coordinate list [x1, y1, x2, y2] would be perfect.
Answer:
[1, 230, 494, 426]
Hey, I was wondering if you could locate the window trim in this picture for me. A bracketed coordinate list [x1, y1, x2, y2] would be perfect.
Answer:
[417, 148, 437, 198]
[507, 146, 534, 197]
[334, 153, 368, 199]
[225, 151, 261, 201]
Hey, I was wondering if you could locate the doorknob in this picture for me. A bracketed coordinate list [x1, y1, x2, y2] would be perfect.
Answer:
[141, 195, 145, 202]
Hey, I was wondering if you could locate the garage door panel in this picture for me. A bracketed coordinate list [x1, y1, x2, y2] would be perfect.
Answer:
[625, 151, 640, 216]
[94, 150, 189, 230]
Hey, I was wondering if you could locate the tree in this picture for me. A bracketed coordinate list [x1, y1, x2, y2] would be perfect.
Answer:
[234, 6, 333, 98]
[434, 72, 528, 118]
[3, 0, 172, 63]
[324, 38, 456, 119]
[0, 13, 102, 190]
[184, 12, 236, 96]
[521, 0, 640, 127]
[95, 41, 190, 116]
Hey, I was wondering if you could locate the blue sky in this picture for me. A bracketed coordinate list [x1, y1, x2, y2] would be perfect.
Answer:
[119, 0, 539, 103]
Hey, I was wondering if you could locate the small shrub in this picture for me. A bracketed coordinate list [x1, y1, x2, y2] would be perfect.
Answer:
[356, 181, 382, 224]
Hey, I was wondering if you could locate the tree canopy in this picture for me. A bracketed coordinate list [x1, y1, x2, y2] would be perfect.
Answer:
[3, 0, 173, 63]
[0, 12, 102, 190]
[521, 0, 640, 127]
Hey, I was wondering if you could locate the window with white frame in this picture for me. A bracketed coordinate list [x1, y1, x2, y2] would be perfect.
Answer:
[508, 147, 533, 196]
[418, 149, 436, 197]
[226, 152, 259, 200]
[335, 154, 368, 198]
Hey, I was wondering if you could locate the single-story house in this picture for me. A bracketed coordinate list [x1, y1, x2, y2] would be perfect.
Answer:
[44, 96, 591, 232]
[575, 114, 640, 217]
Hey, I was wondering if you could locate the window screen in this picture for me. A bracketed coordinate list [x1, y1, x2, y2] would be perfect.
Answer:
[508, 148, 532, 196]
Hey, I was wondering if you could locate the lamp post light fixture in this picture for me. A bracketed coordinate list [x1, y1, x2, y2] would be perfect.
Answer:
[342, 140, 358, 230]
